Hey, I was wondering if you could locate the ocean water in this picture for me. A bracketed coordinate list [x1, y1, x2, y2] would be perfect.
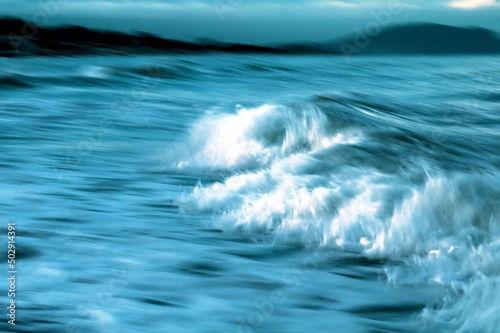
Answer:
[1, 54, 500, 333]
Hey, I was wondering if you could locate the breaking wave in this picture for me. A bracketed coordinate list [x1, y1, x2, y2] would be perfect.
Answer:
[176, 102, 500, 332]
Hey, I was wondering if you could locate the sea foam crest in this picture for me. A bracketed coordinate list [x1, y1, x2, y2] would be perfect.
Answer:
[176, 104, 358, 170]
[177, 103, 500, 333]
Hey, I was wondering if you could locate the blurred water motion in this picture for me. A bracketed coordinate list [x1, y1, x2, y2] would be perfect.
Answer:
[1, 54, 500, 332]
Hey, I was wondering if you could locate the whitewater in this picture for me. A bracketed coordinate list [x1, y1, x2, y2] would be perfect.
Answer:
[1, 54, 499, 332]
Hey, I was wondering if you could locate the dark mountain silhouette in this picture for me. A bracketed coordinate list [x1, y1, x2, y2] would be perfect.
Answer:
[0, 18, 285, 57]
[329, 23, 500, 55]
[1, 19, 500, 57]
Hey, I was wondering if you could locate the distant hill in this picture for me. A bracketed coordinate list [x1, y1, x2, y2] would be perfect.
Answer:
[1, 19, 500, 57]
[330, 23, 500, 55]
[0, 18, 285, 57]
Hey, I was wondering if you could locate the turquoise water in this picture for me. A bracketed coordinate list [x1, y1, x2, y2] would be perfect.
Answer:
[1, 54, 500, 332]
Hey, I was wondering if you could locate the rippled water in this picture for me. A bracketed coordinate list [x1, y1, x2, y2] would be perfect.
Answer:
[1, 54, 500, 333]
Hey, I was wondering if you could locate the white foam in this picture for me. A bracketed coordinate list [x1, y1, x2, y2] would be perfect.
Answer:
[175, 104, 360, 171]
[177, 104, 500, 332]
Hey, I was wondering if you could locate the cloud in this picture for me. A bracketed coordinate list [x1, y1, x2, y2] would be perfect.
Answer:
[319, 1, 419, 9]
[448, 0, 499, 9]
[326, 1, 361, 8]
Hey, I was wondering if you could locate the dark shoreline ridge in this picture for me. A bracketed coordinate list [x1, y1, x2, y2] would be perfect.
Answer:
[0, 18, 286, 57]
[1, 18, 500, 57]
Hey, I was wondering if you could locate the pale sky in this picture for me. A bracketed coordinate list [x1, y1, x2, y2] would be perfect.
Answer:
[1, 0, 500, 44]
